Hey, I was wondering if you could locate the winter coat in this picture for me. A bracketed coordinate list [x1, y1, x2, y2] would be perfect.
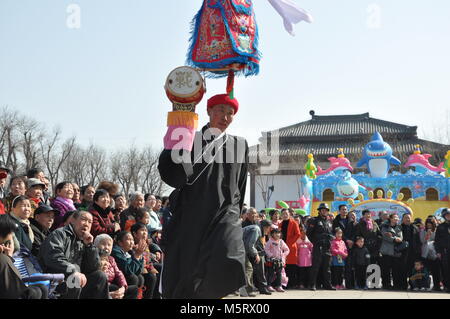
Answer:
[29, 218, 50, 257]
[38, 224, 101, 276]
[104, 255, 128, 288]
[354, 218, 382, 256]
[401, 223, 421, 259]
[147, 210, 163, 233]
[264, 238, 290, 263]
[281, 218, 301, 264]
[242, 224, 263, 258]
[379, 221, 403, 257]
[296, 238, 313, 267]
[111, 245, 144, 277]
[50, 197, 75, 230]
[351, 246, 371, 267]
[419, 229, 437, 260]
[119, 206, 140, 231]
[306, 215, 334, 255]
[0, 200, 5, 215]
[9, 213, 34, 252]
[331, 238, 348, 258]
[89, 203, 117, 237]
[332, 215, 353, 241]
[434, 222, 450, 255]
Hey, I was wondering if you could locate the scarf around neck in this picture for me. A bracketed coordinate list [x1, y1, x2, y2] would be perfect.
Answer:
[55, 196, 76, 211]
[366, 218, 373, 231]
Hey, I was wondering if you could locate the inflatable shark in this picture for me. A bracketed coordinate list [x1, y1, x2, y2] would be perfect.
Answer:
[317, 156, 353, 176]
[404, 153, 445, 174]
[335, 171, 365, 199]
[357, 132, 401, 178]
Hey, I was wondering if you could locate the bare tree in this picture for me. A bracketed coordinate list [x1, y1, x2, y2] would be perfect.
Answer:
[39, 127, 76, 191]
[110, 145, 143, 196]
[85, 144, 107, 186]
[140, 146, 166, 195]
[0, 106, 20, 173]
[61, 143, 88, 186]
[17, 116, 45, 172]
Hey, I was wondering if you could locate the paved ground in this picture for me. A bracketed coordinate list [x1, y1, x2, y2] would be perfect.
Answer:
[226, 289, 450, 299]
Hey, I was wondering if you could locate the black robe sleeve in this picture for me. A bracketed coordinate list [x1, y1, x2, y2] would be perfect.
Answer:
[158, 149, 189, 189]
[237, 139, 249, 212]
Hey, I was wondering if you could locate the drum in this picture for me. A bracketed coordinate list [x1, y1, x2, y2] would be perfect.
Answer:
[165, 66, 206, 112]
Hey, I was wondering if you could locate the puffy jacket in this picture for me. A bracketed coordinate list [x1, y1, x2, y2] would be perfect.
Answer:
[111, 245, 144, 277]
[351, 246, 371, 267]
[379, 221, 403, 257]
[419, 229, 437, 260]
[264, 238, 289, 263]
[354, 218, 382, 255]
[38, 224, 101, 277]
[89, 203, 117, 237]
[331, 238, 348, 258]
[306, 216, 334, 254]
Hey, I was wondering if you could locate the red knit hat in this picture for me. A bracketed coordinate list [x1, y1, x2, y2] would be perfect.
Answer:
[207, 94, 239, 114]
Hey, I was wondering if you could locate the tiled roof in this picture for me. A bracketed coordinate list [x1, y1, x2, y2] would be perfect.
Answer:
[249, 138, 448, 158]
[263, 112, 417, 139]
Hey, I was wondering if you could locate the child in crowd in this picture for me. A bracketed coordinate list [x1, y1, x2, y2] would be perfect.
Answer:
[409, 260, 430, 291]
[264, 228, 290, 292]
[296, 229, 313, 289]
[351, 236, 371, 290]
[330, 228, 348, 289]
[135, 209, 151, 234]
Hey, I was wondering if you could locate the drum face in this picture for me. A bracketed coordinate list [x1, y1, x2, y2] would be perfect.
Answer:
[165, 66, 204, 98]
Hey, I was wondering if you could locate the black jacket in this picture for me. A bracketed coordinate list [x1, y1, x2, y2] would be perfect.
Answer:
[332, 215, 356, 242]
[401, 223, 421, 257]
[434, 221, 450, 254]
[29, 218, 50, 257]
[306, 216, 334, 252]
[38, 224, 100, 277]
[351, 246, 371, 267]
[354, 219, 382, 255]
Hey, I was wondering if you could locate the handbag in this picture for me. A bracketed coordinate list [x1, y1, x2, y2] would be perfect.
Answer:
[394, 241, 409, 253]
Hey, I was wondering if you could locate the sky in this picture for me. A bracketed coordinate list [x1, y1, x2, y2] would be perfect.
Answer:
[1, 0, 450, 153]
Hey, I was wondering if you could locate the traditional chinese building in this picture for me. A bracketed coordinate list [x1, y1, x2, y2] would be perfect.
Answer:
[249, 111, 449, 209]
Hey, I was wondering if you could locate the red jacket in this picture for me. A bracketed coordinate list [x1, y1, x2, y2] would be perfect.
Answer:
[283, 218, 301, 265]
[0, 200, 5, 215]
[90, 204, 117, 237]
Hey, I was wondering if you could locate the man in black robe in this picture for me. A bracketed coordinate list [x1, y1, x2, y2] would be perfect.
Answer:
[158, 93, 248, 299]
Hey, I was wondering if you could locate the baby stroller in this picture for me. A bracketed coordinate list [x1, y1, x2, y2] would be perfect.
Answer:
[13, 247, 65, 299]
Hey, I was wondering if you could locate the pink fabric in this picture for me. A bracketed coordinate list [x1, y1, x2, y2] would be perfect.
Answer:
[105, 256, 128, 288]
[296, 238, 313, 267]
[163, 125, 196, 151]
[366, 218, 373, 231]
[264, 238, 290, 263]
[331, 238, 348, 258]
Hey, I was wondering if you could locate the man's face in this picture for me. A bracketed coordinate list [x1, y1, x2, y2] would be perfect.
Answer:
[0, 232, 14, 257]
[115, 196, 127, 210]
[364, 212, 372, 220]
[381, 212, 388, 221]
[319, 209, 329, 218]
[248, 211, 257, 222]
[73, 212, 93, 238]
[207, 104, 235, 132]
[339, 206, 348, 217]
[444, 213, 450, 222]
[72, 184, 80, 201]
[35, 211, 55, 230]
[27, 185, 43, 199]
[84, 186, 95, 202]
[402, 214, 411, 225]
[133, 195, 145, 209]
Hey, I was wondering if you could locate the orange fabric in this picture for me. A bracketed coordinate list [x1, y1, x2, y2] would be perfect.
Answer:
[124, 219, 136, 232]
[285, 218, 301, 265]
[167, 111, 198, 129]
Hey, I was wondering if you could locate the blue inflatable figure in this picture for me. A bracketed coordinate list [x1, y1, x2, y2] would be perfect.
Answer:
[335, 171, 365, 199]
[357, 132, 401, 178]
